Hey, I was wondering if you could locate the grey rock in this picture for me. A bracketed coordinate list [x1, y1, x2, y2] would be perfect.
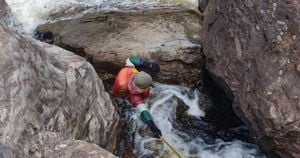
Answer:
[0, 3, 119, 156]
[0, 143, 14, 158]
[0, 0, 21, 31]
[43, 140, 117, 158]
[36, 7, 205, 85]
[202, 0, 300, 157]
[198, 0, 210, 13]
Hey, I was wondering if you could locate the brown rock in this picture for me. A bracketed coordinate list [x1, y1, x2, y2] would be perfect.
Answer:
[36, 7, 204, 85]
[202, 0, 300, 157]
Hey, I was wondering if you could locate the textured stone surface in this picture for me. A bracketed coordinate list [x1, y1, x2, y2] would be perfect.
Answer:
[43, 140, 117, 158]
[36, 7, 204, 85]
[202, 0, 299, 157]
[0, 143, 14, 158]
[0, 0, 19, 28]
[198, 0, 210, 12]
[0, 1, 119, 156]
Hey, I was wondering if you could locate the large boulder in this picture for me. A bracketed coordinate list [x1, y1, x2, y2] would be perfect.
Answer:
[0, 1, 119, 156]
[202, 0, 299, 157]
[36, 7, 204, 85]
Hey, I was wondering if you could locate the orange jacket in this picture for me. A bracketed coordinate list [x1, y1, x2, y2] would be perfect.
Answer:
[113, 67, 150, 107]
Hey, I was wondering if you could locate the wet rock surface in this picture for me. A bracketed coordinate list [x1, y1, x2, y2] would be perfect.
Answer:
[36, 7, 204, 85]
[0, 0, 20, 30]
[0, 1, 119, 156]
[202, 0, 299, 157]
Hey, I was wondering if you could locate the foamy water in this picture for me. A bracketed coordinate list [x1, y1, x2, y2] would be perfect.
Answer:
[131, 83, 266, 158]
[5, 0, 198, 33]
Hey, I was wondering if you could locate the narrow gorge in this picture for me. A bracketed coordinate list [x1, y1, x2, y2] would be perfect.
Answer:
[0, 0, 299, 158]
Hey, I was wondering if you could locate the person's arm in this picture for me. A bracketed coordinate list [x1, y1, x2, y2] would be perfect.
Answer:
[130, 94, 162, 138]
[125, 57, 160, 73]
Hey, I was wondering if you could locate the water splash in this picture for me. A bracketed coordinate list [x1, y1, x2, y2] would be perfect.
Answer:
[131, 83, 266, 158]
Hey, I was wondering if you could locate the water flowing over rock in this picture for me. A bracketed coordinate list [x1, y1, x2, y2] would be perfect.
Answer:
[0, 2, 119, 156]
[0, 0, 20, 30]
[202, 0, 299, 157]
[36, 7, 204, 85]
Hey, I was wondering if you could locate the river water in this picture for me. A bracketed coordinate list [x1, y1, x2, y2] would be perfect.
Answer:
[5, 0, 198, 33]
[5, 0, 267, 157]
[117, 83, 266, 158]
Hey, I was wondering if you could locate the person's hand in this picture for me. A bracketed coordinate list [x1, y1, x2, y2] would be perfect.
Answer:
[146, 120, 162, 138]
[152, 127, 162, 138]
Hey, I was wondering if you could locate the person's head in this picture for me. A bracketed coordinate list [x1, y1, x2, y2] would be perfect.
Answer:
[134, 71, 152, 89]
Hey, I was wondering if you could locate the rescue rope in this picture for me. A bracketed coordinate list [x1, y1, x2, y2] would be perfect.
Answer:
[161, 137, 184, 158]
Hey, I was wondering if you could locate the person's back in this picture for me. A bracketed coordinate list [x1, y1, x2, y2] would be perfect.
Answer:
[113, 57, 162, 138]
[113, 67, 139, 97]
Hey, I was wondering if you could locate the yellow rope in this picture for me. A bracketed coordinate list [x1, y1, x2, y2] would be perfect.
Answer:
[161, 137, 184, 158]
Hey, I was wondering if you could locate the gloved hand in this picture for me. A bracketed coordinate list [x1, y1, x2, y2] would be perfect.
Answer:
[146, 120, 162, 138]
[142, 61, 160, 73]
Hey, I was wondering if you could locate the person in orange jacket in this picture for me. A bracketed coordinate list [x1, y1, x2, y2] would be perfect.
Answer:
[113, 57, 162, 138]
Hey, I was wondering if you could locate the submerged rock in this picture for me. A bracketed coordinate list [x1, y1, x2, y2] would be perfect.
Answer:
[0, 1, 119, 156]
[36, 7, 204, 85]
[202, 0, 299, 157]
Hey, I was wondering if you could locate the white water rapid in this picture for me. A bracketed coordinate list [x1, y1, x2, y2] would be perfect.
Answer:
[5, 0, 199, 33]
[129, 83, 266, 158]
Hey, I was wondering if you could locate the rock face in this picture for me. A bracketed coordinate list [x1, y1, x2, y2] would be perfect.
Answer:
[198, 0, 210, 12]
[42, 140, 117, 158]
[0, 0, 19, 29]
[202, 0, 299, 157]
[0, 1, 119, 157]
[36, 7, 204, 85]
